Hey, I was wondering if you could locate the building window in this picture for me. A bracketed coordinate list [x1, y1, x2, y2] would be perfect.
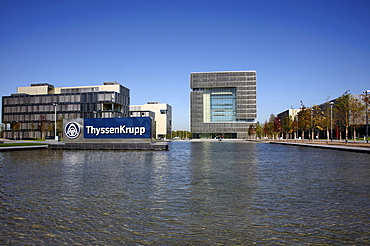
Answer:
[203, 88, 236, 122]
[160, 110, 167, 114]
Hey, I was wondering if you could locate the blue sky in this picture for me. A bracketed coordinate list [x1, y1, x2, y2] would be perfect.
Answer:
[1, 0, 369, 130]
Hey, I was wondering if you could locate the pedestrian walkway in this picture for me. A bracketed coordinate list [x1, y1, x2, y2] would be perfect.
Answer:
[0, 139, 49, 151]
[270, 141, 370, 154]
[0, 145, 48, 151]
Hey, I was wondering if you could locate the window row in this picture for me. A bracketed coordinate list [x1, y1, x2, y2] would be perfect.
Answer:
[3, 93, 129, 106]
[4, 113, 76, 122]
[3, 104, 81, 113]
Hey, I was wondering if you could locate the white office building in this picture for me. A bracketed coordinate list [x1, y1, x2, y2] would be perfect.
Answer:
[130, 102, 172, 139]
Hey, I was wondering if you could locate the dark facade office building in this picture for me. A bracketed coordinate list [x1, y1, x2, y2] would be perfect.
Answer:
[2, 82, 130, 139]
[190, 71, 257, 139]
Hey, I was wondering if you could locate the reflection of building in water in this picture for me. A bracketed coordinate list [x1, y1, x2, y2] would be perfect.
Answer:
[190, 71, 257, 139]
[2, 82, 130, 139]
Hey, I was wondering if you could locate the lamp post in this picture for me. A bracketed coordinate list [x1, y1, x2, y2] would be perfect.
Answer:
[364, 90, 370, 143]
[330, 102, 334, 141]
[53, 103, 58, 141]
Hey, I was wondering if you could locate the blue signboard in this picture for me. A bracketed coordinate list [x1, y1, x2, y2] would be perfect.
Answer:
[84, 117, 151, 139]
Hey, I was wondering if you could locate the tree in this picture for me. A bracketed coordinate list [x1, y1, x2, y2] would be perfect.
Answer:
[11, 121, 20, 139]
[262, 114, 277, 139]
[38, 115, 48, 140]
[297, 101, 310, 139]
[334, 91, 351, 142]
[57, 116, 64, 138]
[292, 115, 299, 140]
[47, 122, 54, 136]
[312, 105, 325, 140]
[281, 116, 290, 139]
[248, 124, 256, 139]
[171, 130, 191, 139]
[29, 122, 36, 138]
[273, 116, 282, 139]
[321, 101, 332, 142]
[350, 96, 365, 141]
[282, 116, 295, 140]
[255, 121, 263, 139]
[0, 123, 4, 138]
[362, 92, 370, 141]
[263, 120, 273, 139]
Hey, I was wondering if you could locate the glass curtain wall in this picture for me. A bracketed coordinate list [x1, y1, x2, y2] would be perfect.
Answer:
[203, 88, 236, 123]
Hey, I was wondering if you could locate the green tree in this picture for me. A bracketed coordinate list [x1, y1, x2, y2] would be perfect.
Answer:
[362, 92, 370, 141]
[312, 105, 325, 140]
[282, 116, 293, 139]
[0, 123, 4, 138]
[263, 114, 277, 139]
[57, 116, 64, 138]
[321, 101, 332, 142]
[350, 96, 365, 141]
[255, 121, 263, 139]
[292, 115, 299, 140]
[297, 101, 310, 139]
[334, 91, 351, 142]
[38, 115, 48, 140]
[29, 122, 36, 138]
[11, 121, 20, 139]
[171, 130, 191, 139]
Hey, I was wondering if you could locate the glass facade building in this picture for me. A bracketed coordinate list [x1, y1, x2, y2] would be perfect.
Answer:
[2, 82, 130, 139]
[190, 71, 257, 139]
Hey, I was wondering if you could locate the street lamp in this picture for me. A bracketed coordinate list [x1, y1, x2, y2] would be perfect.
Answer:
[330, 102, 334, 141]
[53, 103, 58, 141]
[364, 90, 370, 143]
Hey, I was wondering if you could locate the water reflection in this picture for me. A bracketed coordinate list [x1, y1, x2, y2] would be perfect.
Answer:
[0, 142, 369, 244]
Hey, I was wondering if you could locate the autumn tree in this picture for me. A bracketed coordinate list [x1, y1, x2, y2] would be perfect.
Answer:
[273, 116, 282, 139]
[247, 124, 256, 139]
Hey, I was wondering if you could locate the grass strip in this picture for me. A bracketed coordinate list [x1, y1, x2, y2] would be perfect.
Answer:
[0, 143, 48, 147]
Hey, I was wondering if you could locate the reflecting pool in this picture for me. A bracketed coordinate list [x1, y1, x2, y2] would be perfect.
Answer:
[1, 141, 369, 244]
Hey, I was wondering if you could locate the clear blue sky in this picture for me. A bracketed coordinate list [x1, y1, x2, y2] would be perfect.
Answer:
[1, 0, 369, 130]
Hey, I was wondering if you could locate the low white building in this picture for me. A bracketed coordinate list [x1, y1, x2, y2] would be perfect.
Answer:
[130, 102, 172, 139]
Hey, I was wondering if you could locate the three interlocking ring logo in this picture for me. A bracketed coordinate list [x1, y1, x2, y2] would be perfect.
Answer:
[64, 122, 81, 139]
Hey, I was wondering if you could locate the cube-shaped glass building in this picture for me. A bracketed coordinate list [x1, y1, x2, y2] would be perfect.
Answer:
[190, 71, 257, 139]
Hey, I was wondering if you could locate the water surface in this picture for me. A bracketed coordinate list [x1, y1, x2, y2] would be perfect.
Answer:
[1, 142, 369, 245]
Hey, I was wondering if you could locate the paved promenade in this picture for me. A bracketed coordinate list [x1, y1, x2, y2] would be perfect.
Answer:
[270, 140, 370, 154]
[1, 138, 370, 153]
[0, 139, 168, 151]
[0, 139, 49, 151]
